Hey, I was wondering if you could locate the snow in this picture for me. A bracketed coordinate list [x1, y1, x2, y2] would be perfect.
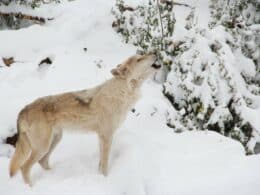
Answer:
[0, 0, 260, 194]
[1, 118, 260, 194]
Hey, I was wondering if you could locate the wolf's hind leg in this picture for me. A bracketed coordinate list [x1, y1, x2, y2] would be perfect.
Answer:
[39, 131, 62, 170]
[21, 149, 47, 186]
[21, 128, 53, 186]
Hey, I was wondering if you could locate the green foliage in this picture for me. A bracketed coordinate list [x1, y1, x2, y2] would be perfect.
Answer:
[112, 0, 176, 67]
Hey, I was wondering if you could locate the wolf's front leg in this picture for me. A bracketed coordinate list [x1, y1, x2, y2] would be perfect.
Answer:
[98, 134, 112, 176]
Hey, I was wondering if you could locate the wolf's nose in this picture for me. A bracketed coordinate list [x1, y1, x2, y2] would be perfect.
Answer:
[151, 64, 161, 69]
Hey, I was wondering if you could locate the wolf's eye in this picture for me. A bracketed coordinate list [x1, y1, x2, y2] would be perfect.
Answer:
[137, 58, 143, 62]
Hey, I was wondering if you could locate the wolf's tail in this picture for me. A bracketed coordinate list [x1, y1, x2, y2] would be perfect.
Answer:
[9, 131, 31, 177]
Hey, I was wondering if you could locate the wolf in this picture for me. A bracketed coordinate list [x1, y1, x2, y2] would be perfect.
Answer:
[9, 54, 160, 185]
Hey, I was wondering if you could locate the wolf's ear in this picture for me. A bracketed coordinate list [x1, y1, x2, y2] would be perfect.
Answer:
[111, 65, 128, 78]
[111, 68, 120, 77]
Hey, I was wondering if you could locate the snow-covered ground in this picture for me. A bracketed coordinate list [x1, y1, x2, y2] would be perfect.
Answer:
[0, 0, 260, 194]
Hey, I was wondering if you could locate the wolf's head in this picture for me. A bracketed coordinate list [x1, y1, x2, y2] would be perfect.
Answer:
[111, 54, 160, 83]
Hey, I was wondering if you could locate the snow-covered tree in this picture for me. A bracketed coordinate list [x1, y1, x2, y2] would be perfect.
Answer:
[112, 0, 176, 67]
[112, 0, 260, 154]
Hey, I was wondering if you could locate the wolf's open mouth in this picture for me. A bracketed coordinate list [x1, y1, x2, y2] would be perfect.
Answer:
[151, 64, 161, 69]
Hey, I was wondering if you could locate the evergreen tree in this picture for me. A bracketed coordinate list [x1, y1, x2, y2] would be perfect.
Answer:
[112, 0, 260, 154]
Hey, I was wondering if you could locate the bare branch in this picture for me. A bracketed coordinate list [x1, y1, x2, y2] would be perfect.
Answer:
[0, 11, 53, 24]
[156, 0, 164, 50]
[160, 0, 193, 8]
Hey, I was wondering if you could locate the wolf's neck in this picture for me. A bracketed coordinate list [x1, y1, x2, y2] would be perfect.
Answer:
[105, 78, 140, 98]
